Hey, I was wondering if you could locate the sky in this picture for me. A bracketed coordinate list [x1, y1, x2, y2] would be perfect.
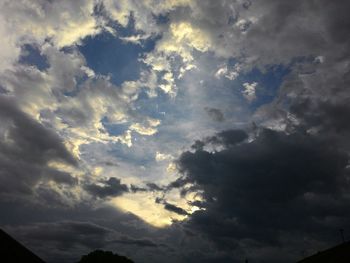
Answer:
[0, 1, 350, 262]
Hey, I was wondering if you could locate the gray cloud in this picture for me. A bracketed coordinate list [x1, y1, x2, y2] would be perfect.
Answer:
[186, 6, 350, 260]
[146, 183, 164, 191]
[130, 182, 164, 193]
[155, 197, 189, 216]
[1, 1, 350, 262]
[0, 95, 77, 197]
[111, 236, 161, 248]
[0, 96, 76, 165]
[191, 130, 248, 151]
[163, 203, 189, 216]
[3, 214, 171, 263]
[4, 221, 113, 263]
[177, 128, 350, 262]
[204, 107, 224, 122]
[206, 129, 248, 147]
[84, 177, 129, 199]
[20, 221, 112, 244]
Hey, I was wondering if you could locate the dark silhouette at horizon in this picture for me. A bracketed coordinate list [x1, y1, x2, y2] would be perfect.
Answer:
[77, 250, 134, 263]
[0, 229, 135, 263]
[2, 227, 350, 263]
[0, 228, 45, 263]
[297, 241, 350, 263]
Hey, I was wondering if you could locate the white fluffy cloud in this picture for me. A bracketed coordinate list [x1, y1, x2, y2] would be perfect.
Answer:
[0, 0, 100, 72]
[242, 81, 257, 102]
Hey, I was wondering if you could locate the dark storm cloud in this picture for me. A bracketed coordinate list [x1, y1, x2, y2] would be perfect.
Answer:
[10, 220, 162, 249]
[289, 95, 350, 135]
[48, 169, 78, 185]
[191, 130, 248, 151]
[164, 203, 189, 216]
[5, 221, 127, 263]
[130, 184, 147, 193]
[0, 95, 77, 197]
[243, 0, 350, 141]
[213, 5, 350, 258]
[5, 220, 114, 262]
[204, 107, 224, 122]
[177, 128, 350, 261]
[155, 197, 189, 216]
[239, 0, 350, 66]
[206, 129, 248, 147]
[0, 96, 76, 165]
[146, 183, 164, 191]
[4, 217, 168, 263]
[190, 130, 248, 152]
[111, 236, 160, 248]
[84, 177, 129, 198]
[130, 182, 164, 193]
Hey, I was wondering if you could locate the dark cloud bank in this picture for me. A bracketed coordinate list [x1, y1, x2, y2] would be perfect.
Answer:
[175, 127, 350, 262]
[84, 177, 129, 199]
[171, 0, 350, 261]
[0, 96, 77, 198]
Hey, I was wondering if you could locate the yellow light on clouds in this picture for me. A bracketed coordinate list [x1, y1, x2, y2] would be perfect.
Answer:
[111, 192, 187, 228]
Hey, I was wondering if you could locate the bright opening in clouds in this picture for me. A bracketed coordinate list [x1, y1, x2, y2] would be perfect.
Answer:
[1, 1, 350, 262]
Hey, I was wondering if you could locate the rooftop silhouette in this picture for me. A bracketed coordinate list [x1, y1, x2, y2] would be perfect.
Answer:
[0, 228, 45, 263]
[297, 241, 350, 263]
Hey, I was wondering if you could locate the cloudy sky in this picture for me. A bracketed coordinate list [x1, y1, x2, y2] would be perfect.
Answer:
[1, 0, 350, 262]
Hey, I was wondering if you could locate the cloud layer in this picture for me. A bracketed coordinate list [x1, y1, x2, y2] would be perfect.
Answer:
[1, 0, 350, 262]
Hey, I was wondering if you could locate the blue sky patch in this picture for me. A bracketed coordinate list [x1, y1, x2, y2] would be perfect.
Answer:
[102, 117, 129, 136]
[19, 44, 49, 71]
[237, 65, 291, 109]
[79, 31, 156, 86]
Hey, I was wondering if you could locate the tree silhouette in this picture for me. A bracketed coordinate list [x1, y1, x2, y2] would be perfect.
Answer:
[77, 250, 134, 263]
